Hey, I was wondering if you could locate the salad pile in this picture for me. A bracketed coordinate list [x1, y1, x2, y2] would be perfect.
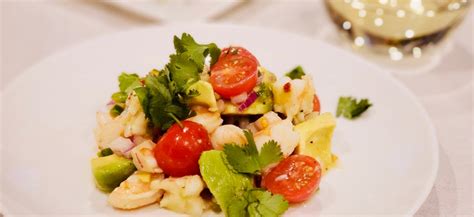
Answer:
[91, 33, 340, 217]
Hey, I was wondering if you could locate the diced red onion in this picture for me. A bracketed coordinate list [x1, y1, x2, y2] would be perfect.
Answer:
[107, 100, 115, 106]
[238, 91, 258, 111]
[109, 137, 136, 158]
[123, 143, 137, 154]
[131, 135, 147, 146]
[230, 92, 248, 105]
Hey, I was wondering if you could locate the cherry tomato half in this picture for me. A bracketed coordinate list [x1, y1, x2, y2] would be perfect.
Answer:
[313, 94, 321, 112]
[262, 155, 322, 203]
[154, 121, 212, 177]
[210, 46, 259, 98]
[219, 46, 260, 65]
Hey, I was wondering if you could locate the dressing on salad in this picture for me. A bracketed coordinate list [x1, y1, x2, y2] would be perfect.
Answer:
[91, 33, 337, 217]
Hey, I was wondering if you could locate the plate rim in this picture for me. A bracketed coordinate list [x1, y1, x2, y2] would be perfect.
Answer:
[0, 23, 439, 217]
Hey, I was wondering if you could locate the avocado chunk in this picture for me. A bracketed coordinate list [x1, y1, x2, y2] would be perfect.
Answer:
[294, 112, 337, 173]
[187, 80, 218, 112]
[258, 67, 277, 83]
[91, 154, 136, 192]
[199, 150, 253, 214]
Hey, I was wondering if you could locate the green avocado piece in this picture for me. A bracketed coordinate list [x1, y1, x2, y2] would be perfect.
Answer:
[199, 150, 253, 215]
[187, 80, 218, 112]
[259, 67, 277, 83]
[91, 154, 136, 192]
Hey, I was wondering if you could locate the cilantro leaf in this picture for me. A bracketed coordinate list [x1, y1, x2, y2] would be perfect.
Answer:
[168, 33, 220, 92]
[144, 73, 191, 130]
[247, 203, 261, 217]
[147, 93, 170, 129]
[336, 96, 372, 119]
[243, 130, 259, 156]
[174, 33, 221, 68]
[167, 54, 200, 90]
[258, 140, 283, 168]
[285, 65, 305, 80]
[111, 91, 128, 103]
[226, 189, 289, 217]
[164, 104, 189, 120]
[111, 73, 143, 103]
[223, 143, 261, 174]
[118, 73, 141, 93]
[227, 197, 249, 217]
[144, 74, 172, 102]
[223, 131, 283, 175]
[133, 87, 149, 117]
[248, 189, 288, 217]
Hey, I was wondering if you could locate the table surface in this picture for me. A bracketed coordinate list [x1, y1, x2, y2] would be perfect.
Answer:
[1, 1, 472, 216]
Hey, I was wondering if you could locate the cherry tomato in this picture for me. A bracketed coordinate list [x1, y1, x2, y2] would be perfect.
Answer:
[219, 46, 260, 65]
[313, 94, 321, 112]
[154, 121, 212, 177]
[262, 155, 322, 203]
[210, 46, 259, 98]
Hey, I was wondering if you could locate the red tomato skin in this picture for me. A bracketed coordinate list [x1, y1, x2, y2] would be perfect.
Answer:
[210, 46, 259, 98]
[218, 46, 259, 65]
[313, 94, 321, 112]
[262, 155, 322, 203]
[154, 121, 212, 177]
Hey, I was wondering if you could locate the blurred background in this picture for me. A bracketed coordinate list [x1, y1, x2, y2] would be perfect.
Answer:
[1, 0, 472, 216]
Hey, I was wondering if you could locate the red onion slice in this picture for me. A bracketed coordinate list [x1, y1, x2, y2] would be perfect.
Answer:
[109, 137, 136, 158]
[238, 91, 258, 111]
[131, 135, 147, 146]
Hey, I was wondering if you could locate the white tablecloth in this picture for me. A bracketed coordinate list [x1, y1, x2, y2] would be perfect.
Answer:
[1, 1, 472, 216]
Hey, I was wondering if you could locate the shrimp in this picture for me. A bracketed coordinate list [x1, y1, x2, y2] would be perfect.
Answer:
[246, 111, 282, 133]
[108, 172, 164, 210]
[272, 75, 315, 123]
[187, 106, 223, 134]
[94, 92, 149, 149]
[252, 115, 300, 157]
[130, 140, 163, 174]
[157, 175, 207, 217]
[120, 92, 148, 137]
[210, 125, 247, 150]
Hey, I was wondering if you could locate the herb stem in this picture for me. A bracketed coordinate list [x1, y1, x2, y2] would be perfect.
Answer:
[168, 112, 184, 128]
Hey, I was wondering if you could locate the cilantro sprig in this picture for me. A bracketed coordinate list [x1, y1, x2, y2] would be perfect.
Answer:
[173, 33, 221, 69]
[111, 73, 142, 104]
[221, 131, 289, 216]
[110, 33, 220, 131]
[227, 189, 289, 217]
[223, 131, 283, 175]
[336, 96, 372, 119]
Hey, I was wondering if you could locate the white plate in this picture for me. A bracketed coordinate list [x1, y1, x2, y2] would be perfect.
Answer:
[1, 24, 438, 217]
[105, 1, 243, 22]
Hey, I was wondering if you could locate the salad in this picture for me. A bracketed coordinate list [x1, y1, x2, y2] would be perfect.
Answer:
[91, 33, 338, 217]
